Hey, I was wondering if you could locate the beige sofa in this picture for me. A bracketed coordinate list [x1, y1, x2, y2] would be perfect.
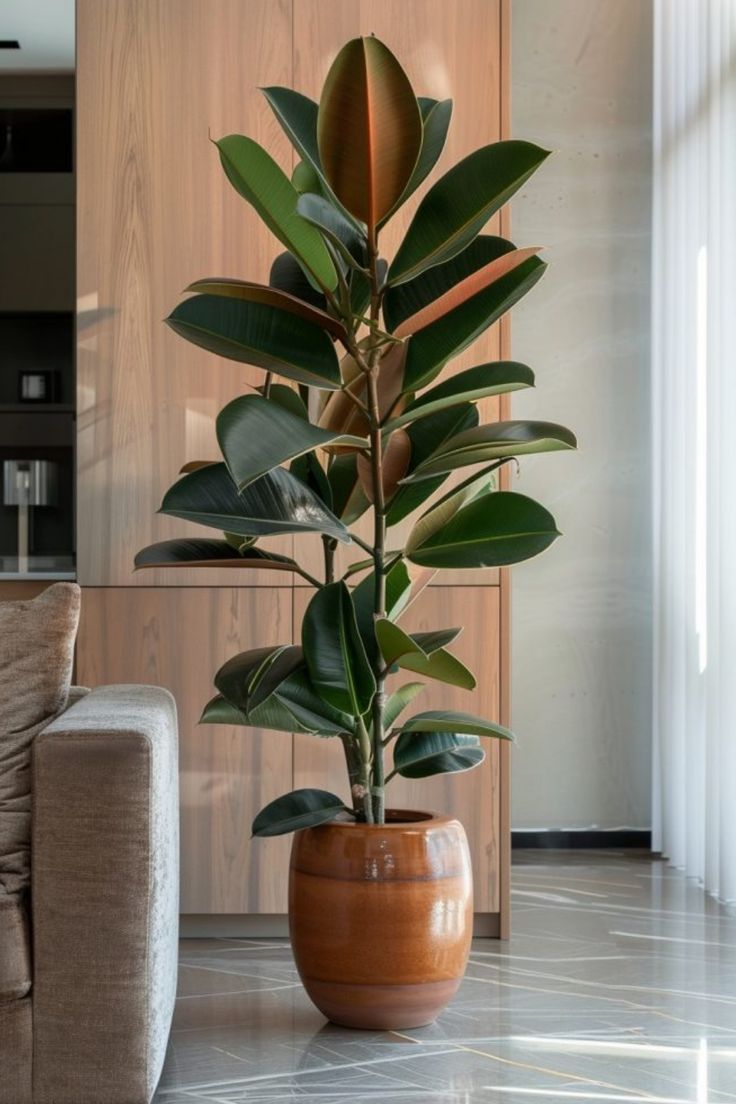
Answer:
[1, 684, 179, 1104]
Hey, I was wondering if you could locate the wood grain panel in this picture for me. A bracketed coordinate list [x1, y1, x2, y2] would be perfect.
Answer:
[0, 581, 55, 602]
[76, 586, 294, 913]
[293, 585, 501, 912]
[76, 0, 295, 587]
[293, 0, 505, 587]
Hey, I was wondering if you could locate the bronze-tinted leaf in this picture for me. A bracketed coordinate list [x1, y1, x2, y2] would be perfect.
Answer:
[186, 278, 346, 340]
[357, 429, 411, 502]
[394, 247, 541, 338]
[317, 37, 422, 229]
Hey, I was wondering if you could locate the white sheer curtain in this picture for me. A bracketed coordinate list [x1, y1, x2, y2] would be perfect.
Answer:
[652, 0, 736, 900]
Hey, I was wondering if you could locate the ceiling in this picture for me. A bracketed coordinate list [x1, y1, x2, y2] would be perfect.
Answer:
[0, 1, 74, 72]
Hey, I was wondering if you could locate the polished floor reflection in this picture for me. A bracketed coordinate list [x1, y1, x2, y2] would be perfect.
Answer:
[156, 851, 736, 1102]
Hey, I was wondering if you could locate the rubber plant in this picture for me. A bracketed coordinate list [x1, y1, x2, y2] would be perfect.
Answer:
[136, 36, 575, 835]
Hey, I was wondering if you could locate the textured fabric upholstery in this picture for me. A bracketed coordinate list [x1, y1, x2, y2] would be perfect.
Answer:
[31, 685, 179, 1104]
[0, 582, 80, 896]
[0, 997, 32, 1104]
[0, 891, 31, 1001]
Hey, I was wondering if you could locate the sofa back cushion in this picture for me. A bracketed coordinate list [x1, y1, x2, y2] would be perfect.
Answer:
[0, 583, 80, 897]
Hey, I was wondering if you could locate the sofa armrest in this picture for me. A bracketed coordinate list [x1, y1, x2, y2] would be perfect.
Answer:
[31, 685, 179, 1104]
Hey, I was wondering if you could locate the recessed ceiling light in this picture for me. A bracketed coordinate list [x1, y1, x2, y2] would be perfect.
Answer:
[0, 41, 20, 49]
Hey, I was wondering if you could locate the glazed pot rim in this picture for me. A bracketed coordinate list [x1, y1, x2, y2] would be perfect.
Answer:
[327, 808, 454, 829]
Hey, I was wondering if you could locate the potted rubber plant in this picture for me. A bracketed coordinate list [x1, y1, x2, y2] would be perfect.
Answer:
[136, 36, 575, 1030]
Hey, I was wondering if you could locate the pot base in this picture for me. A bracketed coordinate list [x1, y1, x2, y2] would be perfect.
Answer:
[303, 976, 462, 1031]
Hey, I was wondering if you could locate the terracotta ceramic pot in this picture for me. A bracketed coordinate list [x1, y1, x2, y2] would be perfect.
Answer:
[288, 809, 473, 1030]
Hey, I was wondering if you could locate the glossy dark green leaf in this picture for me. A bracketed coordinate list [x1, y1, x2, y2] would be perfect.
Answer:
[290, 450, 333, 509]
[398, 710, 515, 741]
[352, 560, 413, 664]
[214, 644, 353, 736]
[185, 277, 345, 339]
[200, 693, 249, 726]
[214, 645, 288, 710]
[386, 362, 535, 431]
[262, 86, 360, 227]
[296, 193, 366, 270]
[134, 538, 303, 575]
[216, 394, 365, 490]
[389, 141, 550, 286]
[166, 295, 342, 390]
[406, 490, 560, 569]
[393, 731, 485, 778]
[379, 97, 453, 227]
[261, 383, 309, 420]
[382, 683, 426, 730]
[246, 645, 353, 734]
[410, 627, 461, 653]
[317, 36, 422, 229]
[216, 134, 337, 290]
[384, 236, 517, 334]
[405, 420, 577, 482]
[403, 257, 547, 392]
[269, 251, 326, 310]
[327, 453, 371, 524]
[292, 159, 323, 195]
[159, 462, 349, 543]
[252, 788, 350, 837]
[302, 582, 375, 715]
[385, 402, 479, 526]
[375, 620, 476, 690]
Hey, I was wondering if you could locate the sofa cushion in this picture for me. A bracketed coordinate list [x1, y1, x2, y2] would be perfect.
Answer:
[0, 892, 31, 1001]
[0, 582, 80, 896]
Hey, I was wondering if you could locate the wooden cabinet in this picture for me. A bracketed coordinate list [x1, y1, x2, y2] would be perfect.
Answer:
[76, 0, 511, 933]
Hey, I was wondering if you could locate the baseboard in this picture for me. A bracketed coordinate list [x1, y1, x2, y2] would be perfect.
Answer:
[512, 829, 652, 850]
[180, 913, 501, 939]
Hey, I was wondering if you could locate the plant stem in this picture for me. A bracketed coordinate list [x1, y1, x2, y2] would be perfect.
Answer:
[365, 229, 388, 824]
[322, 536, 337, 584]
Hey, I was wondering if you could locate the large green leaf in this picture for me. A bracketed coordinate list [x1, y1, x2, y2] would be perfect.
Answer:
[317, 36, 422, 229]
[216, 134, 337, 291]
[252, 789, 350, 837]
[217, 394, 365, 490]
[185, 277, 345, 339]
[215, 645, 353, 735]
[410, 628, 461, 653]
[302, 582, 375, 715]
[397, 710, 515, 741]
[379, 97, 453, 228]
[384, 236, 518, 334]
[386, 362, 535, 431]
[382, 683, 426, 730]
[352, 560, 413, 664]
[134, 538, 303, 575]
[261, 86, 360, 228]
[405, 420, 577, 482]
[388, 141, 550, 286]
[385, 402, 479, 526]
[403, 257, 547, 392]
[200, 693, 249, 726]
[406, 469, 496, 556]
[159, 462, 349, 543]
[375, 620, 476, 690]
[296, 193, 366, 270]
[166, 295, 342, 390]
[406, 490, 560, 569]
[269, 251, 326, 310]
[393, 732, 485, 778]
[327, 453, 371, 525]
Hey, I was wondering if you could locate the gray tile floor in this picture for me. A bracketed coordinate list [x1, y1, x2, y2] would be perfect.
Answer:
[156, 851, 736, 1102]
